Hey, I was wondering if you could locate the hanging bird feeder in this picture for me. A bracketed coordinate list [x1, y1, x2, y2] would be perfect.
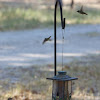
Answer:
[47, 71, 77, 100]
[47, 0, 78, 100]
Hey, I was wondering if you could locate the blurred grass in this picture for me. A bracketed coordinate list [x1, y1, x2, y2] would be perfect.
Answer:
[0, 7, 100, 31]
[0, 54, 100, 100]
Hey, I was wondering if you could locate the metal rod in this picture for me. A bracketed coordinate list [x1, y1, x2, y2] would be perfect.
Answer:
[54, 0, 65, 76]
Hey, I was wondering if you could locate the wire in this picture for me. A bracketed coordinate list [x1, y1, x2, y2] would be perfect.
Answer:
[62, 29, 65, 71]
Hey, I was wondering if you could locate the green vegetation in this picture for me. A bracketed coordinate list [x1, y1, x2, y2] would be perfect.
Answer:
[0, 7, 100, 31]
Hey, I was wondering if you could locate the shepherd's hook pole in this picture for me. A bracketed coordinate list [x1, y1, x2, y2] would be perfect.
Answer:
[54, 0, 65, 76]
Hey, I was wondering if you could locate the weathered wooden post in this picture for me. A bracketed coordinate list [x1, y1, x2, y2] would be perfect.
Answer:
[47, 0, 78, 100]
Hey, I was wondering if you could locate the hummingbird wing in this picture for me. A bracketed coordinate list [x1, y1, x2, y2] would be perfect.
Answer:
[47, 36, 51, 41]
[42, 38, 46, 44]
[42, 36, 51, 44]
[48, 36, 51, 39]
[80, 6, 83, 11]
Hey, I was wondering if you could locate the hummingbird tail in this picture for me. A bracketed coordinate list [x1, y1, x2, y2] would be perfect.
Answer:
[85, 13, 88, 15]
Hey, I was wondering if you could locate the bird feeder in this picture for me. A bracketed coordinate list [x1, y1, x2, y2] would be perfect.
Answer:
[47, 0, 78, 100]
[47, 71, 78, 100]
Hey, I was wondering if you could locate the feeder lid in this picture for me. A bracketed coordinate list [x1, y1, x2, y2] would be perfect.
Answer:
[47, 71, 78, 81]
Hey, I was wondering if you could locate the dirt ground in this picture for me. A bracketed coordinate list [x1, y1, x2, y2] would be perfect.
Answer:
[0, 24, 100, 68]
[0, 24, 100, 100]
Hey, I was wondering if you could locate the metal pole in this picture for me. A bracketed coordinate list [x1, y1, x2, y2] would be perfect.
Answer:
[54, 0, 65, 76]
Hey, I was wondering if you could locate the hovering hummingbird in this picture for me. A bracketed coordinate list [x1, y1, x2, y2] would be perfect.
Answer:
[77, 6, 88, 15]
[42, 36, 51, 44]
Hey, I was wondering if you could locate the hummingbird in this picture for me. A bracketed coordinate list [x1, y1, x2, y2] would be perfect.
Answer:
[77, 6, 88, 15]
[70, 0, 74, 9]
[42, 36, 51, 44]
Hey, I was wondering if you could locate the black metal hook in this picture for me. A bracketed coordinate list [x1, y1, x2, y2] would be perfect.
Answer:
[54, 0, 66, 76]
